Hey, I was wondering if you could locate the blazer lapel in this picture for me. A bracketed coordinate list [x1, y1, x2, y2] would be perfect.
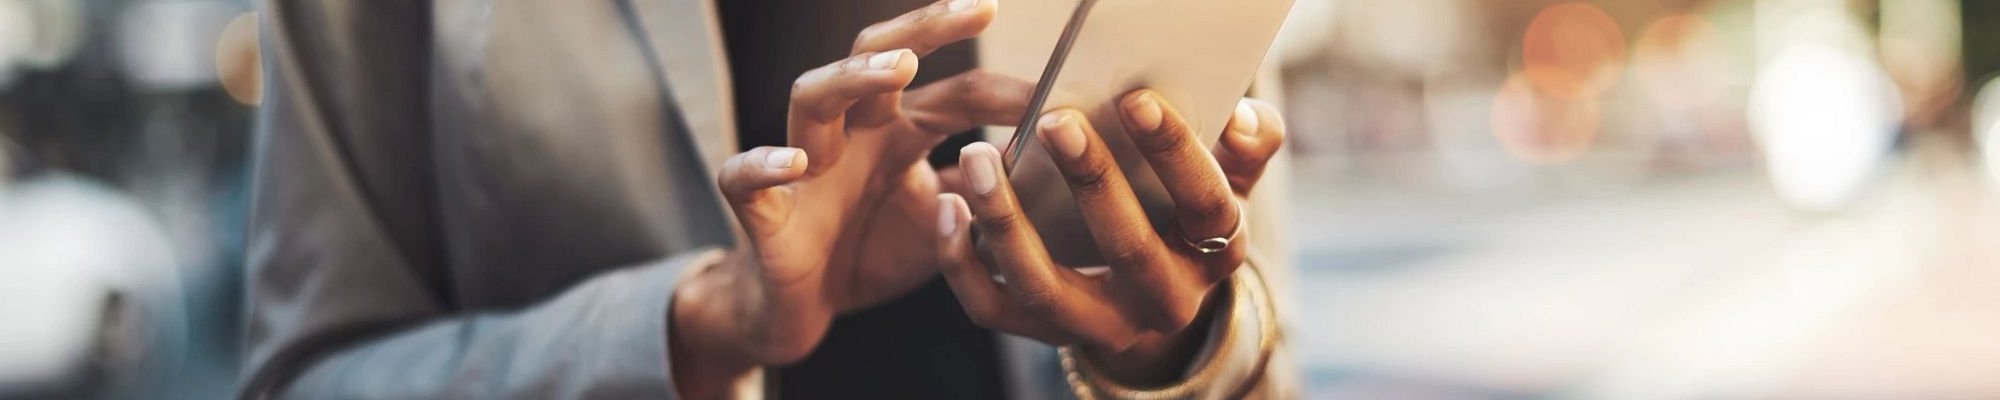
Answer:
[623, 0, 739, 171]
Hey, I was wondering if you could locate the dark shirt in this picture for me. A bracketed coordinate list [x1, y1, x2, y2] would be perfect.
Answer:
[717, 1, 1005, 398]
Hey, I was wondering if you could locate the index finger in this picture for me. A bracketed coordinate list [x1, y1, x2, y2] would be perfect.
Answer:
[851, 0, 997, 57]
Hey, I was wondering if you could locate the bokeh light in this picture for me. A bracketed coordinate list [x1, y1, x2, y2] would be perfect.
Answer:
[1878, 0, 1963, 127]
[1631, 14, 1724, 112]
[1492, 72, 1600, 165]
[11, 0, 2000, 398]
[1748, 44, 1900, 212]
[1970, 77, 2000, 186]
[0, 1, 25, 83]
[1521, 2, 1627, 101]
[1333, 0, 1470, 77]
[116, 1, 238, 91]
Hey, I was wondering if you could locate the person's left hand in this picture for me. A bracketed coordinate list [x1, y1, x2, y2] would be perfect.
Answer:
[935, 91, 1287, 384]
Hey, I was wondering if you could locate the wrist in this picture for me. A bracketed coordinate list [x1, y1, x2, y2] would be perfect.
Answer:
[668, 254, 758, 398]
[1081, 284, 1227, 386]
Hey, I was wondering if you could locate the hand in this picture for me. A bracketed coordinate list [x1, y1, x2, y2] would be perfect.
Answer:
[670, 0, 1032, 394]
[936, 91, 1286, 384]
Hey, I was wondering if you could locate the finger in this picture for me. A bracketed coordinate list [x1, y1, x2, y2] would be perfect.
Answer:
[1214, 99, 1286, 197]
[1118, 91, 1243, 269]
[936, 193, 1074, 344]
[847, 0, 997, 126]
[1040, 109, 1213, 332]
[938, 165, 967, 194]
[718, 147, 809, 238]
[902, 70, 1034, 136]
[1036, 109, 1174, 272]
[958, 142, 1137, 348]
[788, 49, 919, 174]
[851, 0, 997, 58]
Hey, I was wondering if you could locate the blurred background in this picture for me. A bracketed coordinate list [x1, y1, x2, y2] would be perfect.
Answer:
[3, 0, 2000, 398]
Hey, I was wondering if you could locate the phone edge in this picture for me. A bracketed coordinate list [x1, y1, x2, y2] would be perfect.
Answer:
[1002, 0, 1100, 175]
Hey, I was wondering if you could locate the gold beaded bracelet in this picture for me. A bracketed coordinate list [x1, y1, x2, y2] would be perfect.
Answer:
[1059, 263, 1280, 400]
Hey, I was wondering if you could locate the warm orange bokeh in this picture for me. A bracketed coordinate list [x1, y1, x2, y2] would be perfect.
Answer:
[1631, 14, 1720, 111]
[1522, 2, 1627, 101]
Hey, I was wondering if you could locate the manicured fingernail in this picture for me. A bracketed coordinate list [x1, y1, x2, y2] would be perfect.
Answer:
[937, 194, 961, 236]
[1040, 110, 1088, 160]
[868, 50, 907, 70]
[963, 143, 1000, 195]
[765, 148, 800, 169]
[1231, 101, 1260, 137]
[1127, 92, 1164, 132]
[947, 0, 977, 12]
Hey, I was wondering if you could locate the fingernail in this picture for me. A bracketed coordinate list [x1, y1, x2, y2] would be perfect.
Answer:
[868, 50, 906, 70]
[1040, 110, 1087, 160]
[1127, 92, 1164, 132]
[963, 143, 999, 195]
[765, 148, 800, 169]
[1231, 101, 1260, 138]
[947, 0, 977, 12]
[937, 194, 961, 236]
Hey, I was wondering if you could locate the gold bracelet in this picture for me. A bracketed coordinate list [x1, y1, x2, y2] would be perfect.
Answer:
[1060, 264, 1281, 400]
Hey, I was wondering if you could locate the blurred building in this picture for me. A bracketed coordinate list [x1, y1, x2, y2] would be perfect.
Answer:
[0, 0, 253, 398]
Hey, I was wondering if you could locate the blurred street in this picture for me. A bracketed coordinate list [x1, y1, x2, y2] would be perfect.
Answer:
[1288, 141, 2000, 398]
[11, 0, 2000, 397]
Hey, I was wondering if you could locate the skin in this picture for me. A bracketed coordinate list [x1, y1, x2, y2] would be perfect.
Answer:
[671, 0, 1288, 396]
[939, 95, 1287, 384]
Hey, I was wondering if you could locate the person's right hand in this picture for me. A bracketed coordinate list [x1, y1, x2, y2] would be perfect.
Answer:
[668, 0, 1030, 396]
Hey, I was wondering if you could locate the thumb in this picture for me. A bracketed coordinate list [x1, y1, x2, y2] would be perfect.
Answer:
[719, 147, 809, 239]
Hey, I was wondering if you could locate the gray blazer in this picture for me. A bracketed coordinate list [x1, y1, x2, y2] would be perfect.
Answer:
[244, 0, 743, 397]
[243, 0, 1291, 398]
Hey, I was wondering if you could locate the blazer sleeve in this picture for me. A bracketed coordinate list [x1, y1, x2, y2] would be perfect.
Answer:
[239, 1, 712, 398]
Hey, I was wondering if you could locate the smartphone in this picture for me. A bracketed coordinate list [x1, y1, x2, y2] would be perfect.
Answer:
[976, 0, 1294, 267]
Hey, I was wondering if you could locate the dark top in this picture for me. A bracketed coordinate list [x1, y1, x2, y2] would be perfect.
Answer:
[716, 1, 1006, 399]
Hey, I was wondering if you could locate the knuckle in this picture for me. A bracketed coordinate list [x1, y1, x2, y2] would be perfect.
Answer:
[1134, 119, 1194, 155]
[907, 5, 940, 25]
[854, 24, 889, 49]
[976, 208, 1027, 236]
[953, 72, 992, 108]
[790, 75, 815, 100]
[1014, 287, 1065, 319]
[1103, 239, 1156, 268]
[717, 155, 750, 193]
[1063, 165, 1114, 196]
[1184, 196, 1234, 223]
[840, 54, 870, 72]
[957, 69, 993, 89]
[716, 180, 740, 203]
